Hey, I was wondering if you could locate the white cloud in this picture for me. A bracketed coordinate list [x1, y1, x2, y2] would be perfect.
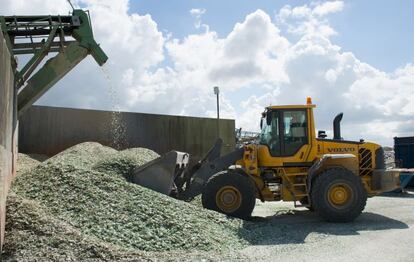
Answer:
[237, 88, 281, 131]
[345, 64, 414, 116]
[277, 1, 344, 37]
[312, 1, 344, 16]
[3, 0, 413, 146]
[79, 0, 165, 71]
[0, 0, 71, 15]
[209, 10, 290, 88]
[190, 8, 206, 16]
[190, 8, 206, 29]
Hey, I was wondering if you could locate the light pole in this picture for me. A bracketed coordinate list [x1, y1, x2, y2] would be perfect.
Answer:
[213, 86, 220, 138]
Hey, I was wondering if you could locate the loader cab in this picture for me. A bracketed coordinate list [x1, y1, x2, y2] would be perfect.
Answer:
[258, 100, 317, 166]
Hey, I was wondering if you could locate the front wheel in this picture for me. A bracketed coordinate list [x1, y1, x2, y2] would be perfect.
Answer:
[202, 171, 256, 219]
[311, 167, 367, 222]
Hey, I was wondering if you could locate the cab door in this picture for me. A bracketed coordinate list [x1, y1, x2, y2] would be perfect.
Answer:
[259, 109, 312, 166]
[280, 110, 309, 157]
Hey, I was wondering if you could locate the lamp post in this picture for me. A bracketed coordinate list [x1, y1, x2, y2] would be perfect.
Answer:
[213, 86, 220, 138]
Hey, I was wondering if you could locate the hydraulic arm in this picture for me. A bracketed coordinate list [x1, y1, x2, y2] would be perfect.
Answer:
[0, 9, 108, 116]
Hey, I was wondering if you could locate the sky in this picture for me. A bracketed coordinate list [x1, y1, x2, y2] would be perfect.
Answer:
[1, 0, 414, 146]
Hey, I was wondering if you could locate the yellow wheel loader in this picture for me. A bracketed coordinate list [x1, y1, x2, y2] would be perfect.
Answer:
[131, 98, 401, 222]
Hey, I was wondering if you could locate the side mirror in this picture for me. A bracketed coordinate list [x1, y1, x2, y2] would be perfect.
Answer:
[266, 111, 272, 126]
[318, 130, 327, 138]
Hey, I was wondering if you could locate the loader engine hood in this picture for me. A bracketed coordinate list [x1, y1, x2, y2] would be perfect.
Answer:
[317, 139, 385, 170]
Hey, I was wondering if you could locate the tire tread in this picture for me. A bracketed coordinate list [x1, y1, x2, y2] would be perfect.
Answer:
[201, 171, 256, 219]
[311, 167, 367, 222]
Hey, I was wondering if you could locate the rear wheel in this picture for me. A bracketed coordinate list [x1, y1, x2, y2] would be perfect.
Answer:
[202, 171, 256, 219]
[311, 167, 367, 222]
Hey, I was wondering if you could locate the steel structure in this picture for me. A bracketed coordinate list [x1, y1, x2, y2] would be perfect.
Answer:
[0, 9, 108, 115]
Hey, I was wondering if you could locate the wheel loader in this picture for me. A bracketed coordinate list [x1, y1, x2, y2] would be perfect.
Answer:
[131, 98, 402, 222]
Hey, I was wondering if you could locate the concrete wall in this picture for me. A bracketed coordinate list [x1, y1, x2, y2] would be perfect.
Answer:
[19, 106, 236, 162]
[0, 30, 17, 248]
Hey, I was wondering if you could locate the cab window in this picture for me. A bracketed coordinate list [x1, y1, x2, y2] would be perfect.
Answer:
[260, 109, 308, 157]
[259, 111, 281, 156]
[282, 110, 308, 155]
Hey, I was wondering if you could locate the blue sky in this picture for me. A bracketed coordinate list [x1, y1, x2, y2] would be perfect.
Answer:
[2, 0, 414, 145]
[131, 0, 414, 72]
[128, 0, 414, 128]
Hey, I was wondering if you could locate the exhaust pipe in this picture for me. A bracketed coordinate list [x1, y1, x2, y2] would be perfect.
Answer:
[333, 113, 343, 140]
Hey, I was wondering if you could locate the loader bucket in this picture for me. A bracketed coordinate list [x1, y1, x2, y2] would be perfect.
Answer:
[130, 151, 189, 195]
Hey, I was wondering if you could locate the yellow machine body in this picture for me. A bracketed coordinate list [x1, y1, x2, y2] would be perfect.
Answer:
[132, 98, 401, 221]
[236, 102, 399, 204]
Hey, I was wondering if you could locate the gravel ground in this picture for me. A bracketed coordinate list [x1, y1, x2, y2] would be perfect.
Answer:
[4, 144, 413, 261]
[3, 193, 153, 261]
[16, 153, 46, 175]
[3, 143, 252, 261]
[239, 191, 414, 261]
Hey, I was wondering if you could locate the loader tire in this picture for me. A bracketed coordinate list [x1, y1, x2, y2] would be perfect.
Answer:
[311, 167, 367, 223]
[202, 171, 256, 219]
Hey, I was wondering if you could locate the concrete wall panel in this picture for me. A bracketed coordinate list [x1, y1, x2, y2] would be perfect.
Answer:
[19, 106, 236, 162]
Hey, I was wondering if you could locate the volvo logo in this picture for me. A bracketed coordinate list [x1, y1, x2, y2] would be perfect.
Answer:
[327, 147, 356, 153]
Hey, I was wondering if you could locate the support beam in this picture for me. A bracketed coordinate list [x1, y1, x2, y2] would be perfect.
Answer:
[17, 42, 88, 116]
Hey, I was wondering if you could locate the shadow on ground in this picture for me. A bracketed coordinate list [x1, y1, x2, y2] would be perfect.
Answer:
[380, 190, 414, 198]
[240, 210, 409, 246]
[26, 153, 49, 162]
